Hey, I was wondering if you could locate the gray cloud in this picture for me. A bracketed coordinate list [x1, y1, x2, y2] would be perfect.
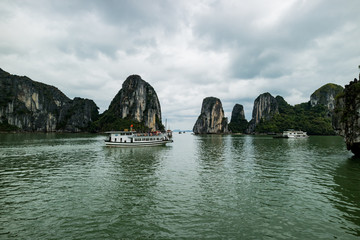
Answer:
[193, 0, 360, 80]
[1, 0, 360, 130]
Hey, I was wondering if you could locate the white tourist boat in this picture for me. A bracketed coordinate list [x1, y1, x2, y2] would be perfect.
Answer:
[105, 131, 173, 147]
[282, 130, 308, 138]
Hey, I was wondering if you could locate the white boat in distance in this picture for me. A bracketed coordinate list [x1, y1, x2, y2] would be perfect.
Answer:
[282, 130, 308, 138]
[105, 131, 173, 147]
[273, 130, 309, 139]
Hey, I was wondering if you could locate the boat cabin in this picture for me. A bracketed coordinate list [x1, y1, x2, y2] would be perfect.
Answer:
[105, 131, 167, 143]
[282, 130, 308, 138]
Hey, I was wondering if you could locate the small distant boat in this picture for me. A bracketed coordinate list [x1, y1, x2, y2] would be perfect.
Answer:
[274, 130, 308, 139]
[166, 129, 173, 138]
[105, 131, 173, 147]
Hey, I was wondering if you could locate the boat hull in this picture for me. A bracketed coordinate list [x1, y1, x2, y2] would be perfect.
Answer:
[287, 136, 308, 138]
[105, 140, 173, 147]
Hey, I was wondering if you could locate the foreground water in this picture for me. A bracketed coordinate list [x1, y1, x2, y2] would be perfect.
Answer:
[0, 133, 360, 239]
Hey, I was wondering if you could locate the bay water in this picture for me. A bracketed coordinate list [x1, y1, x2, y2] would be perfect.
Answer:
[1, 133, 360, 239]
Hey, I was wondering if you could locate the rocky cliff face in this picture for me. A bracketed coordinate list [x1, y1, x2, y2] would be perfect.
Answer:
[310, 83, 344, 113]
[193, 97, 229, 134]
[230, 104, 246, 121]
[229, 104, 248, 133]
[333, 76, 360, 156]
[57, 97, 99, 132]
[332, 97, 345, 136]
[248, 92, 279, 133]
[0, 68, 99, 132]
[104, 75, 163, 131]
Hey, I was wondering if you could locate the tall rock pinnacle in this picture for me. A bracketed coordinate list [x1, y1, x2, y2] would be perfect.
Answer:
[247, 92, 279, 133]
[106, 75, 163, 131]
[193, 97, 229, 134]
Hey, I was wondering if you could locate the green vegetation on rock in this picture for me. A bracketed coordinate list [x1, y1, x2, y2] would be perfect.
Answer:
[229, 119, 248, 133]
[311, 83, 344, 101]
[228, 104, 248, 133]
[255, 102, 335, 135]
[93, 111, 157, 132]
[247, 84, 344, 135]
[0, 119, 19, 132]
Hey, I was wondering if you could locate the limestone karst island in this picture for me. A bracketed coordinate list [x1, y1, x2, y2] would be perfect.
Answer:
[191, 72, 359, 157]
[0, 68, 164, 133]
[1, 67, 360, 156]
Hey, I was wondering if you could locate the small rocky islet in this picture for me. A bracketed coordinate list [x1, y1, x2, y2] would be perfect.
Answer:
[0, 68, 359, 156]
[192, 97, 229, 134]
[95, 74, 164, 132]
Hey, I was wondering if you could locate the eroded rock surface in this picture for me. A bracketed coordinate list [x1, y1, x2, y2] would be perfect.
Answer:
[193, 97, 229, 134]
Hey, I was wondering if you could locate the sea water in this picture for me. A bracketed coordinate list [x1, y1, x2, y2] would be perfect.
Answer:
[0, 133, 359, 239]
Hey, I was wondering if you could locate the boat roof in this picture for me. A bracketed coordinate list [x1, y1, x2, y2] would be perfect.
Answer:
[105, 131, 137, 134]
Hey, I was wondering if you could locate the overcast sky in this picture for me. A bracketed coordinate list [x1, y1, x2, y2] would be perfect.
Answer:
[1, 0, 360, 130]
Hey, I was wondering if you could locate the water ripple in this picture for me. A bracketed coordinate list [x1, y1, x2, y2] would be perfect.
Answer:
[1, 134, 360, 239]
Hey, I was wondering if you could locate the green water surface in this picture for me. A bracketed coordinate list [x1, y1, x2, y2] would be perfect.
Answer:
[0, 133, 359, 239]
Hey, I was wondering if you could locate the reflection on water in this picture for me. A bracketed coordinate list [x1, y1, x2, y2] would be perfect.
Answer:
[195, 134, 226, 168]
[0, 133, 360, 239]
[192, 135, 360, 238]
[332, 157, 360, 236]
[101, 147, 167, 238]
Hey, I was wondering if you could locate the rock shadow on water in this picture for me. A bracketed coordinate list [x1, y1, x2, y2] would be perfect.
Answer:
[102, 146, 171, 238]
[104, 146, 168, 176]
[229, 134, 248, 154]
[194, 135, 227, 169]
[331, 156, 360, 237]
